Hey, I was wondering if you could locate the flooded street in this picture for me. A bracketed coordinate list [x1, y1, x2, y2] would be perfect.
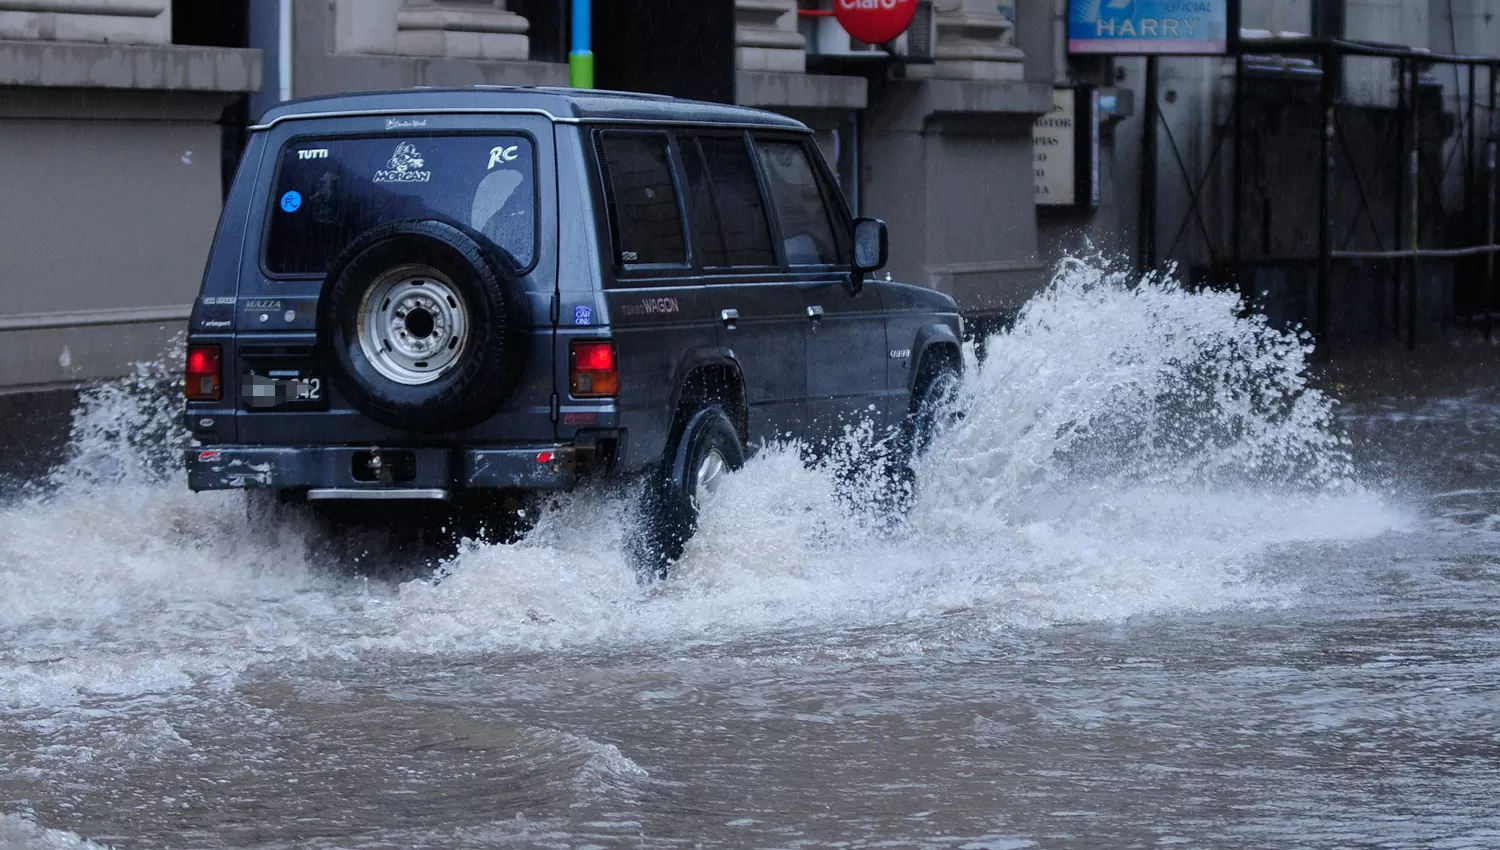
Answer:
[3, 271, 1498, 849]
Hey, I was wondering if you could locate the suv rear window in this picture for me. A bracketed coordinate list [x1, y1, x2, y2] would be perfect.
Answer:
[265, 135, 536, 275]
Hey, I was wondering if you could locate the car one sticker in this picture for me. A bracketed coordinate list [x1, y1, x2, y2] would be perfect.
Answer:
[373, 142, 431, 183]
[487, 145, 520, 169]
[297, 149, 328, 160]
[574, 305, 594, 326]
[279, 191, 302, 213]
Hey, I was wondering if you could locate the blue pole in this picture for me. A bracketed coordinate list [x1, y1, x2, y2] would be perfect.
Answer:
[570, 0, 593, 88]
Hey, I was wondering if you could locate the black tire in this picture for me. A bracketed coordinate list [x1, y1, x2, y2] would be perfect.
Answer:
[904, 366, 962, 464]
[886, 361, 961, 514]
[630, 405, 745, 580]
[319, 219, 526, 432]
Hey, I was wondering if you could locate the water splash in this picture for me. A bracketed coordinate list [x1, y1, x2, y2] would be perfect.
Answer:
[0, 260, 1404, 708]
[0, 812, 113, 849]
[925, 258, 1352, 510]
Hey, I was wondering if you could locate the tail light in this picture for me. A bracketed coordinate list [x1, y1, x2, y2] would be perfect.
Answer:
[570, 340, 618, 398]
[185, 344, 222, 402]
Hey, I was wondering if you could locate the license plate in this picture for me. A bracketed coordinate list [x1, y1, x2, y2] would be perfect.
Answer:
[242, 368, 327, 410]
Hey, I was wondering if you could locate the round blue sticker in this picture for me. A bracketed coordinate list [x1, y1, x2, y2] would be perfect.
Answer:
[279, 190, 302, 213]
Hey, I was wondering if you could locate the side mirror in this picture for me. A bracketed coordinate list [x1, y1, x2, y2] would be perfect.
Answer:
[853, 217, 888, 275]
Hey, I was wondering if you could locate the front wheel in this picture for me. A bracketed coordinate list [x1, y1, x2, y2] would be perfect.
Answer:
[886, 365, 962, 514]
[630, 405, 745, 579]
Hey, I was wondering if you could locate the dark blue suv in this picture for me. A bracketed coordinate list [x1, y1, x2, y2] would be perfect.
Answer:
[184, 87, 963, 572]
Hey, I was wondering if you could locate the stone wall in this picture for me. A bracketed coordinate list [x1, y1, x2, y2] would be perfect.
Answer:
[0, 1, 261, 396]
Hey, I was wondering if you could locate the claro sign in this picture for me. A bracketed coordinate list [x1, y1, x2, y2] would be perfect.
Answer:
[833, 0, 917, 46]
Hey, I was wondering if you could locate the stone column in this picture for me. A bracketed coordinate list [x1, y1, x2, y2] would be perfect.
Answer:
[931, 0, 1023, 82]
[396, 0, 530, 60]
[735, 0, 805, 73]
[0, 0, 169, 44]
[335, 0, 534, 60]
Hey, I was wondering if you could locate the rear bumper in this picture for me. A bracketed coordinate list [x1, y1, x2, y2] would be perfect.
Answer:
[185, 443, 583, 495]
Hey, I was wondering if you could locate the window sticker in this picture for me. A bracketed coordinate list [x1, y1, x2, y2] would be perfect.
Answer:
[279, 191, 302, 213]
[488, 145, 520, 168]
[373, 142, 431, 184]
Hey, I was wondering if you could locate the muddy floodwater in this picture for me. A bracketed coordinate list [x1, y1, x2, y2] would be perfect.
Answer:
[2, 268, 1498, 849]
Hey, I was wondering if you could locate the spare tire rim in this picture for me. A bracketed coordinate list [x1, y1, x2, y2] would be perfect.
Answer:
[692, 448, 729, 512]
[357, 265, 469, 386]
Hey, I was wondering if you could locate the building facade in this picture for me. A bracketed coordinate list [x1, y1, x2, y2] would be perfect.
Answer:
[0, 0, 1134, 405]
[1124, 0, 1500, 343]
[0, 2, 260, 398]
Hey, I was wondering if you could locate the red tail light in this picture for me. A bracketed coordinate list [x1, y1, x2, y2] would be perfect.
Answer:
[186, 345, 222, 402]
[570, 340, 618, 398]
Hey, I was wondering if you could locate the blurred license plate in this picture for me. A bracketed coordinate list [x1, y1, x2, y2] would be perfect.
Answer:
[242, 369, 326, 410]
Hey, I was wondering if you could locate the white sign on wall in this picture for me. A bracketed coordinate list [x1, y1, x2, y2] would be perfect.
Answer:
[1033, 87, 1100, 208]
[1034, 88, 1078, 205]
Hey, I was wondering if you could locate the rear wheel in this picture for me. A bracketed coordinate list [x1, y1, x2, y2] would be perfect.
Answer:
[630, 405, 745, 579]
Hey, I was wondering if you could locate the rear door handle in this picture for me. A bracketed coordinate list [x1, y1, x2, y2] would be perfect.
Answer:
[720, 308, 739, 330]
[806, 305, 825, 323]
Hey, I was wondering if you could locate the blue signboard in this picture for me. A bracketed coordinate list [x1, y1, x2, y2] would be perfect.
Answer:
[1069, 0, 1229, 55]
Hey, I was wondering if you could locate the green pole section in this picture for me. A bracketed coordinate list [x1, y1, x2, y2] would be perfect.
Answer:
[569, 51, 594, 89]
[570, 0, 593, 88]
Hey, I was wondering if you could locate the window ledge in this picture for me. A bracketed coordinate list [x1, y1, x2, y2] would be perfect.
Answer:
[0, 38, 262, 92]
[735, 70, 867, 111]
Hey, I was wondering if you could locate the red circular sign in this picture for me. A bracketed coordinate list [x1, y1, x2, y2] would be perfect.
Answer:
[833, 0, 918, 46]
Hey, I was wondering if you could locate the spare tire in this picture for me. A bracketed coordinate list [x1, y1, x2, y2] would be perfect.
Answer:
[318, 219, 526, 432]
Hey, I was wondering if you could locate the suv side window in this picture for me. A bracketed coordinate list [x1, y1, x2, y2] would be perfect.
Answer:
[677, 137, 728, 268]
[596, 131, 687, 268]
[679, 134, 776, 269]
[755, 139, 841, 266]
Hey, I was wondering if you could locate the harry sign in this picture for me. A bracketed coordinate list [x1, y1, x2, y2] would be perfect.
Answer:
[1068, 0, 1229, 55]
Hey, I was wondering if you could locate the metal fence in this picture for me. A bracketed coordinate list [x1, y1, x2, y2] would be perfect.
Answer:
[1138, 37, 1500, 354]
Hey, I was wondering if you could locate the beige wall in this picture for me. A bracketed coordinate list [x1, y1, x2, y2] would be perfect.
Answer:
[2, 104, 223, 316]
[0, 29, 261, 393]
[0, 0, 170, 45]
[0, 89, 230, 388]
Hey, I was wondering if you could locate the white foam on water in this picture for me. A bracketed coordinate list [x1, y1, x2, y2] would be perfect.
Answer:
[0, 259, 1409, 708]
[0, 812, 114, 850]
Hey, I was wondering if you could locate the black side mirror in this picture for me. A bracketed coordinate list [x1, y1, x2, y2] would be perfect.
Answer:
[854, 217, 888, 272]
[852, 217, 888, 292]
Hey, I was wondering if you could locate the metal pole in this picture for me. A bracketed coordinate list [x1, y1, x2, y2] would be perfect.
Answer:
[1468, 64, 1477, 200]
[1317, 46, 1335, 358]
[1409, 66, 1422, 351]
[1488, 66, 1497, 342]
[277, 0, 292, 102]
[1395, 57, 1408, 339]
[570, 0, 593, 88]
[1233, 54, 1245, 300]
[1139, 55, 1160, 274]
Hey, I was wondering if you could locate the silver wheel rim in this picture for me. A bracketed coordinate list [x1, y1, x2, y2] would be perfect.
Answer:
[692, 448, 729, 511]
[357, 265, 469, 386]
